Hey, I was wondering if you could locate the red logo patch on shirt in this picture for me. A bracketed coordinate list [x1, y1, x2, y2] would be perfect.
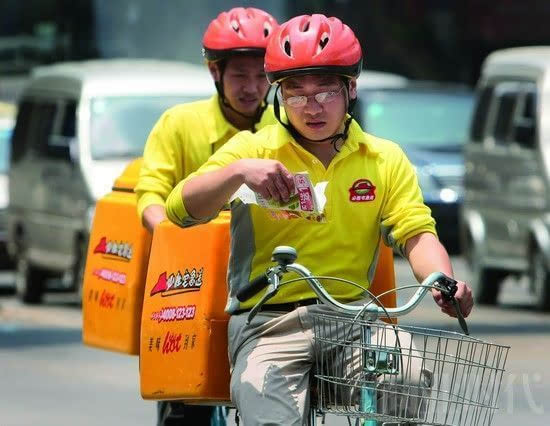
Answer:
[349, 179, 376, 202]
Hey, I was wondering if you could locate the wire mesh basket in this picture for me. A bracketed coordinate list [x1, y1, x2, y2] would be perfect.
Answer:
[311, 313, 509, 426]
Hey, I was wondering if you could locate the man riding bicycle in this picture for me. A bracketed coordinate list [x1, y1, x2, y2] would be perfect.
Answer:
[135, 7, 278, 425]
[165, 14, 474, 425]
[136, 7, 278, 233]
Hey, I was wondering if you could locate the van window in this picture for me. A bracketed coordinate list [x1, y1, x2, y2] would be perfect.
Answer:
[0, 121, 13, 173]
[470, 86, 494, 142]
[11, 100, 33, 163]
[513, 85, 537, 150]
[31, 101, 57, 155]
[60, 101, 77, 138]
[492, 87, 519, 145]
[47, 100, 77, 158]
[89, 95, 200, 160]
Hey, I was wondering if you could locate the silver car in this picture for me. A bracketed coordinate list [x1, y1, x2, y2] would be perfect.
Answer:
[8, 59, 214, 304]
[461, 46, 550, 311]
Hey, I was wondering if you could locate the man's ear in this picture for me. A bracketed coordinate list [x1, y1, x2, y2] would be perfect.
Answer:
[207, 62, 221, 82]
[348, 78, 358, 100]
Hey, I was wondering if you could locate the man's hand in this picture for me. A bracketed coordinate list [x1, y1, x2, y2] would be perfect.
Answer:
[237, 159, 295, 203]
[179, 159, 295, 223]
[142, 204, 167, 233]
[431, 281, 473, 318]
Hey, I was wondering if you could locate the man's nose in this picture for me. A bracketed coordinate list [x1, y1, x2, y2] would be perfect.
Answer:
[242, 77, 258, 94]
[303, 96, 323, 115]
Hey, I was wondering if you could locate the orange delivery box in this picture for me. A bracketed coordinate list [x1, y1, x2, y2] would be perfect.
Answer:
[139, 212, 232, 403]
[82, 158, 151, 355]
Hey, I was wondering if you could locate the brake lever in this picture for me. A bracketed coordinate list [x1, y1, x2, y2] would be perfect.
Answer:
[434, 276, 469, 335]
[246, 272, 280, 324]
[450, 298, 470, 335]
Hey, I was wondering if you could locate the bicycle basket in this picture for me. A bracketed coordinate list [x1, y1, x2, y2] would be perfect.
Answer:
[311, 313, 509, 426]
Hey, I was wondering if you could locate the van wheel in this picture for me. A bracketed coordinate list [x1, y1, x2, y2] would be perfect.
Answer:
[73, 239, 88, 305]
[473, 267, 505, 305]
[467, 244, 506, 305]
[529, 248, 550, 312]
[15, 254, 47, 305]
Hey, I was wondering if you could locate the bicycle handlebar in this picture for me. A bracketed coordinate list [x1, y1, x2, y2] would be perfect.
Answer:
[237, 246, 467, 332]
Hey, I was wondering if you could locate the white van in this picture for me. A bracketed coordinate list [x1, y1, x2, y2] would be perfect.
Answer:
[8, 59, 214, 303]
[461, 47, 550, 311]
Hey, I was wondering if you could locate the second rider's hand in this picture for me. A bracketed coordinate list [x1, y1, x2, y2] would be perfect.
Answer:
[236, 159, 295, 203]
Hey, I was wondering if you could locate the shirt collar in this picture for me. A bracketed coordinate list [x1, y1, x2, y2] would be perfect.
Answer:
[345, 118, 381, 156]
[265, 115, 380, 156]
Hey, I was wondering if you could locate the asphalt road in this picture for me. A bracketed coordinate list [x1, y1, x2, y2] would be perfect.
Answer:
[1, 257, 549, 426]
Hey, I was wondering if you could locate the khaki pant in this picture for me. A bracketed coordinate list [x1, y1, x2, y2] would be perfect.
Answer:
[228, 305, 432, 426]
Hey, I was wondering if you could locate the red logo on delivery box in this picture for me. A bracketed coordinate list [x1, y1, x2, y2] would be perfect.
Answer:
[94, 237, 133, 261]
[162, 331, 182, 354]
[150, 268, 204, 297]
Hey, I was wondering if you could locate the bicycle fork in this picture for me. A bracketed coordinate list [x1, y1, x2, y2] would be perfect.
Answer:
[359, 325, 377, 426]
[358, 325, 400, 426]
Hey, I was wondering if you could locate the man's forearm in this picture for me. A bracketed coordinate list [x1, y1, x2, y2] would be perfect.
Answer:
[405, 232, 453, 282]
[183, 162, 244, 220]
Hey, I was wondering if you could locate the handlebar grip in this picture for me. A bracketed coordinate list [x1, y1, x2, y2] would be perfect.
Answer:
[236, 273, 270, 302]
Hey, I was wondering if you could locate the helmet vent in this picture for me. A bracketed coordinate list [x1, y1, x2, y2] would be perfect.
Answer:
[230, 20, 240, 33]
[301, 21, 310, 32]
[263, 21, 272, 38]
[319, 33, 329, 49]
[315, 32, 329, 55]
[283, 35, 292, 57]
[284, 40, 291, 56]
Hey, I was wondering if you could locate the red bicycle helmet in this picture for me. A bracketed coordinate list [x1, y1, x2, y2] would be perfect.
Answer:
[265, 14, 362, 84]
[203, 8, 278, 61]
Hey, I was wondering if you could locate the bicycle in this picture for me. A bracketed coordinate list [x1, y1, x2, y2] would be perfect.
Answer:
[235, 246, 510, 426]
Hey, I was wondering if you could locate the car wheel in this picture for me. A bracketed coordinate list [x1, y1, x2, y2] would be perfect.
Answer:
[15, 252, 47, 305]
[529, 248, 550, 312]
[467, 243, 506, 305]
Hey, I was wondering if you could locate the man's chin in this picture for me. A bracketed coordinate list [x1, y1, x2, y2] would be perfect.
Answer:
[298, 127, 334, 141]
[234, 101, 261, 115]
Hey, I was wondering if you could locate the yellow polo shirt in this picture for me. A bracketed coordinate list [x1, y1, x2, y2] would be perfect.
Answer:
[166, 119, 436, 312]
[135, 94, 277, 218]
